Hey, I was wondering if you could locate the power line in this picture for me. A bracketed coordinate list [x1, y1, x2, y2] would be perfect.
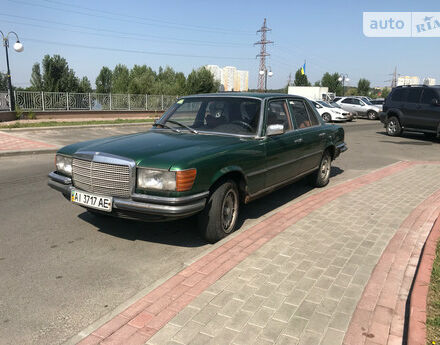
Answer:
[8, 0, 254, 36]
[42, 0, 254, 35]
[22, 37, 254, 60]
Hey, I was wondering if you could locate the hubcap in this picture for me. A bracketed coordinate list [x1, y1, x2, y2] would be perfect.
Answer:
[388, 120, 396, 134]
[221, 189, 238, 233]
[320, 157, 330, 180]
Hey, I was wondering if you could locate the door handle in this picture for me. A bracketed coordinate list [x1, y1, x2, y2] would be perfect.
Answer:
[294, 138, 303, 143]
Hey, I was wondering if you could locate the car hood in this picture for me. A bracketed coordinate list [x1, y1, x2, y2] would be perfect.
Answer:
[57, 129, 247, 170]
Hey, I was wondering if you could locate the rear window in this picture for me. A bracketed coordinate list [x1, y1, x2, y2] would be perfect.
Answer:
[407, 88, 422, 103]
[421, 89, 440, 104]
[391, 89, 408, 102]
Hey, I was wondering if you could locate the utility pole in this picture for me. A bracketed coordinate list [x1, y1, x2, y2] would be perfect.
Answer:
[391, 67, 397, 88]
[288, 73, 292, 86]
[254, 18, 273, 92]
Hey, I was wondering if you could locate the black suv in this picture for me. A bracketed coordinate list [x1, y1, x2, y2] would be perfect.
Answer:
[380, 85, 440, 138]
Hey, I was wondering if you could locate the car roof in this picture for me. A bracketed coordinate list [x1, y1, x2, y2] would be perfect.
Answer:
[183, 92, 307, 100]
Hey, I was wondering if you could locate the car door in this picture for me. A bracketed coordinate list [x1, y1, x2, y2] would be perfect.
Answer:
[350, 98, 367, 116]
[263, 99, 304, 187]
[418, 88, 440, 131]
[339, 98, 355, 113]
[403, 87, 423, 129]
[288, 99, 324, 173]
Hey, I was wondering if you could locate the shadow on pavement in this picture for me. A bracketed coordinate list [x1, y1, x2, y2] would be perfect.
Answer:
[78, 165, 344, 246]
[377, 131, 439, 144]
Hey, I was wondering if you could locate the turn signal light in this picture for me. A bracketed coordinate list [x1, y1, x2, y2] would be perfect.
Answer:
[176, 169, 197, 192]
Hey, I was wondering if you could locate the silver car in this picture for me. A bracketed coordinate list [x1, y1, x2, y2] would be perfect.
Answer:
[334, 97, 381, 120]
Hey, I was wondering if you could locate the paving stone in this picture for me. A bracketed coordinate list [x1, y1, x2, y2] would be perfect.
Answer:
[276, 334, 299, 345]
[192, 304, 221, 325]
[255, 282, 278, 298]
[233, 284, 258, 302]
[328, 312, 351, 331]
[262, 292, 286, 310]
[232, 324, 262, 345]
[298, 330, 322, 345]
[210, 291, 234, 308]
[200, 313, 230, 337]
[172, 320, 204, 344]
[225, 310, 253, 332]
[305, 312, 331, 334]
[248, 306, 275, 328]
[294, 278, 316, 292]
[283, 316, 309, 338]
[260, 319, 288, 342]
[218, 299, 244, 318]
[169, 306, 200, 327]
[315, 276, 334, 290]
[241, 294, 266, 313]
[188, 332, 213, 345]
[273, 303, 297, 323]
[189, 292, 216, 310]
[147, 323, 182, 345]
[304, 287, 326, 304]
[294, 301, 318, 320]
[319, 327, 345, 345]
[326, 284, 346, 301]
[335, 296, 358, 315]
[316, 298, 339, 316]
[208, 328, 239, 345]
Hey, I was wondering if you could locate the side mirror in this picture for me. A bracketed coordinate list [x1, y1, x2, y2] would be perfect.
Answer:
[266, 124, 284, 136]
[432, 98, 439, 106]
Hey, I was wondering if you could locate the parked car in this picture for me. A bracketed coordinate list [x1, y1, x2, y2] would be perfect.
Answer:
[370, 98, 384, 111]
[334, 96, 381, 120]
[379, 85, 440, 137]
[329, 102, 355, 121]
[310, 100, 348, 122]
[48, 93, 347, 243]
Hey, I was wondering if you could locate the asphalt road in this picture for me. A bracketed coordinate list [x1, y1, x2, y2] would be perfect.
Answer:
[0, 120, 438, 345]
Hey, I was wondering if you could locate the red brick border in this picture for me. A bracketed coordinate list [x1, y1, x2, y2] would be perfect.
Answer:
[0, 132, 56, 151]
[408, 217, 440, 345]
[343, 188, 440, 345]
[77, 161, 436, 345]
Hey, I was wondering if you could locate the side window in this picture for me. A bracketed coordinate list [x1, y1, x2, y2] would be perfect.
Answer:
[421, 89, 438, 104]
[289, 99, 313, 129]
[407, 88, 422, 103]
[341, 98, 352, 104]
[306, 102, 320, 126]
[352, 98, 362, 105]
[391, 89, 408, 102]
[266, 100, 292, 131]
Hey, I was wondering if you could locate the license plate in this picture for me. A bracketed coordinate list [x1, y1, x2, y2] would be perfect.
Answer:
[71, 189, 112, 212]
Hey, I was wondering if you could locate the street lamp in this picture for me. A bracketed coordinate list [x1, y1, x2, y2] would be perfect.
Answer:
[259, 66, 273, 92]
[338, 74, 349, 96]
[0, 31, 24, 111]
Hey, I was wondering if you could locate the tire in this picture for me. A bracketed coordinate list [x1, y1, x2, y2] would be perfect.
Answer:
[367, 110, 378, 120]
[309, 150, 331, 188]
[386, 116, 402, 137]
[322, 113, 331, 123]
[197, 180, 239, 243]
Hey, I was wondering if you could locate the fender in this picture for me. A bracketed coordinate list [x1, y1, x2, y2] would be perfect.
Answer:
[210, 165, 248, 187]
[385, 108, 405, 121]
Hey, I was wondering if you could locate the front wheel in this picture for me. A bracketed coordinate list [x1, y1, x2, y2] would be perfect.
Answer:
[309, 151, 331, 188]
[367, 110, 378, 120]
[197, 181, 239, 243]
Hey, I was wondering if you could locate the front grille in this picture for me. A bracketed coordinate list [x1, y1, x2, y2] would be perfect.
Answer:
[72, 158, 131, 198]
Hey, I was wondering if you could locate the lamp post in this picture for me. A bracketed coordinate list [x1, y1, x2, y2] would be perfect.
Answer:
[338, 73, 349, 96]
[259, 66, 273, 92]
[0, 31, 24, 111]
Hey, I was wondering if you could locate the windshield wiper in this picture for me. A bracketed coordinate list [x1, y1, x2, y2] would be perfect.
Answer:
[153, 121, 181, 133]
[166, 120, 198, 134]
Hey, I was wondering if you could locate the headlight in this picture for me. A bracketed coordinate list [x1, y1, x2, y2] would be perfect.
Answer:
[137, 168, 197, 192]
[55, 155, 72, 176]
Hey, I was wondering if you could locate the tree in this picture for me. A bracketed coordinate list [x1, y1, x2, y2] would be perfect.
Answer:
[95, 67, 112, 93]
[128, 64, 156, 94]
[78, 76, 92, 93]
[0, 72, 7, 91]
[321, 72, 343, 95]
[294, 68, 311, 86]
[186, 67, 219, 94]
[357, 78, 371, 96]
[40, 54, 80, 92]
[314, 81, 321, 87]
[30, 63, 43, 90]
[111, 64, 130, 93]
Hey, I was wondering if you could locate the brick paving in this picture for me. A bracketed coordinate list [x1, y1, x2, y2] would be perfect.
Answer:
[75, 162, 440, 345]
[0, 131, 57, 151]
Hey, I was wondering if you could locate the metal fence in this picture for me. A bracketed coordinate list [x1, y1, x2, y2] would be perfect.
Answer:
[0, 91, 178, 112]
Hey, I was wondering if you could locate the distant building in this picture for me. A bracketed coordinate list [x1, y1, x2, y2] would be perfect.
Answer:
[423, 77, 436, 86]
[205, 65, 249, 91]
[397, 76, 420, 86]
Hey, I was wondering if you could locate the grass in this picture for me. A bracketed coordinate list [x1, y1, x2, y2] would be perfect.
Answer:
[0, 118, 155, 129]
[426, 240, 440, 344]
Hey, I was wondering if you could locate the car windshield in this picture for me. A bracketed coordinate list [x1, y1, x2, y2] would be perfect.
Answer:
[318, 101, 335, 108]
[330, 102, 341, 108]
[157, 97, 261, 136]
[361, 98, 373, 105]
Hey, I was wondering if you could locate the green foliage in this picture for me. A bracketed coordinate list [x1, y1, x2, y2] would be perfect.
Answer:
[381, 87, 391, 98]
[357, 78, 371, 96]
[27, 111, 36, 120]
[78, 77, 92, 93]
[0, 72, 8, 91]
[294, 68, 311, 86]
[41, 55, 79, 92]
[30, 63, 43, 91]
[111, 64, 130, 93]
[186, 67, 219, 95]
[95, 67, 113, 93]
[345, 87, 358, 96]
[314, 81, 321, 87]
[321, 72, 343, 95]
[15, 106, 24, 119]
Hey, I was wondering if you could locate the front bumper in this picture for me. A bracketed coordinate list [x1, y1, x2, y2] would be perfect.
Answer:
[334, 142, 348, 159]
[48, 171, 208, 221]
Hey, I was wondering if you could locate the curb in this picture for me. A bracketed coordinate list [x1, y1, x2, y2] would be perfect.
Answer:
[408, 216, 440, 345]
[0, 122, 154, 131]
[0, 148, 59, 157]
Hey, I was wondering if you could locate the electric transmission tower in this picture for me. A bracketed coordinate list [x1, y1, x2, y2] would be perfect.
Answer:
[254, 18, 273, 91]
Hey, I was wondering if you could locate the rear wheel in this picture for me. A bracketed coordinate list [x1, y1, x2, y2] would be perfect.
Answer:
[386, 116, 402, 136]
[322, 113, 331, 123]
[367, 110, 378, 120]
[309, 150, 331, 188]
[198, 180, 239, 243]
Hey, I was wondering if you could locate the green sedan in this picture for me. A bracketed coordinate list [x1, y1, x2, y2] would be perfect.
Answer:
[48, 93, 347, 243]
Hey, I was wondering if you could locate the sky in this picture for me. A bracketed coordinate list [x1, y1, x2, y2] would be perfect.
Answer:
[1, 0, 439, 90]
